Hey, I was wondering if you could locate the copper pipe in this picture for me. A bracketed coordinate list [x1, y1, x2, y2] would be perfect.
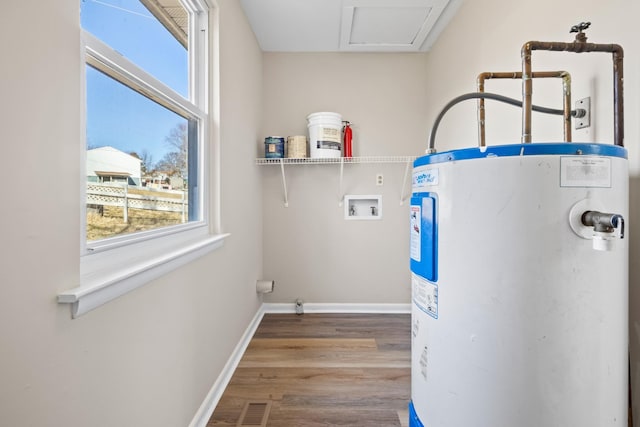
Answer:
[477, 71, 571, 146]
[521, 27, 624, 146]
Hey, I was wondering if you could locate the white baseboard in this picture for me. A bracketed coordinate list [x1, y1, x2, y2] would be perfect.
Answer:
[189, 302, 410, 426]
[188, 304, 266, 427]
[263, 302, 411, 314]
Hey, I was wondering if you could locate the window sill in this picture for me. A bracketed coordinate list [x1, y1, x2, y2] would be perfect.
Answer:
[58, 233, 229, 318]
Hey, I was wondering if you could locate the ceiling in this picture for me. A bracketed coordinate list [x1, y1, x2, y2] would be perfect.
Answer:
[239, 0, 462, 52]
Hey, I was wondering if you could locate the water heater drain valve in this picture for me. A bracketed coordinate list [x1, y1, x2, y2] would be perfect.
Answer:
[581, 210, 624, 251]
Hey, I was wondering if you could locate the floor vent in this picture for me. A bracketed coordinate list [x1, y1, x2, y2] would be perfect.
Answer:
[236, 400, 272, 427]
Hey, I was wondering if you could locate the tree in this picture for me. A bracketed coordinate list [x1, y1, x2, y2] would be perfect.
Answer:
[155, 151, 183, 177]
[160, 122, 187, 178]
[129, 150, 154, 176]
[138, 150, 154, 175]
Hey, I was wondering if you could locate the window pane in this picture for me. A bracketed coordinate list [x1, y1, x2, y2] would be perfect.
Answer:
[81, 0, 188, 97]
[86, 65, 197, 242]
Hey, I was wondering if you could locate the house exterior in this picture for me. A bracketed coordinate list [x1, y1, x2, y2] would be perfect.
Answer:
[143, 173, 185, 190]
[86, 146, 142, 186]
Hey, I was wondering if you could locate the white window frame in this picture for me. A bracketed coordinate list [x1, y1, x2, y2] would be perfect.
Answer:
[58, 0, 227, 318]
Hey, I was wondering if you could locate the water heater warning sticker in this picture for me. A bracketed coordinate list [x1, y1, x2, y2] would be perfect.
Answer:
[410, 205, 421, 262]
[412, 273, 438, 319]
[560, 157, 611, 188]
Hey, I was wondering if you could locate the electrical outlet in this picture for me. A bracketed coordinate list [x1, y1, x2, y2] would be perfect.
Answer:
[376, 174, 383, 186]
[575, 97, 591, 129]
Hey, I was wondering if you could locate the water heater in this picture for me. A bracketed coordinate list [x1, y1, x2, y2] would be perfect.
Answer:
[409, 143, 628, 426]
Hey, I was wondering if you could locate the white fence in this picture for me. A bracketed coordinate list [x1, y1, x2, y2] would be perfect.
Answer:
[86, 183, 187, 222]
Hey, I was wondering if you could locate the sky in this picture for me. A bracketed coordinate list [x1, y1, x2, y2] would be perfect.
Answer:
[81, 0, 189, 165]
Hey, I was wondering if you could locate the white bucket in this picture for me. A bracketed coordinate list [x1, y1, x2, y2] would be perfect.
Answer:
[307, 112, 342, 158]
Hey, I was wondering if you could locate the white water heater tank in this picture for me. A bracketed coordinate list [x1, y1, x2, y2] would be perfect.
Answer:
[409, 143, 628, 427]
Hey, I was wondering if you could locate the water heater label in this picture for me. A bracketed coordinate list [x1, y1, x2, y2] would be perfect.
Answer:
[412, 167, 439, 190]
[560, 157, 612, 188]
[410, 205, 421, 261]
[412, 273, 438, 319]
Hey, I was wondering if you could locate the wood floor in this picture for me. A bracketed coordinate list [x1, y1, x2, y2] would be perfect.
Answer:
[207, 313, 411, 427]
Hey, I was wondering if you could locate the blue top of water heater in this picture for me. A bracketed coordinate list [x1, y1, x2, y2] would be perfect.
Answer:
[414, 143, 627, 167]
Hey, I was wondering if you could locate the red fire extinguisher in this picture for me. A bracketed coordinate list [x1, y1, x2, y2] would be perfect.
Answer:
[343, 121, 352, 158]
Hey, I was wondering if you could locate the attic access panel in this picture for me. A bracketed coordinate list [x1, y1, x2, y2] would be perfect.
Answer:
[340, 0, 450, 52]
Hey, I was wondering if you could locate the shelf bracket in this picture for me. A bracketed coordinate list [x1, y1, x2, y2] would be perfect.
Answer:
[279, 159, 289, 207]
[338, 157, 345, 206]
[399, 159, 412, 205]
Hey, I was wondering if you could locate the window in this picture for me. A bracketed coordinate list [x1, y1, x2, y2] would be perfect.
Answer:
[58, 0, 225, 318]
[82, 0, 202, 242]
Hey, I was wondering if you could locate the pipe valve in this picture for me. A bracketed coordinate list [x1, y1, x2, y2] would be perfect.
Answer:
[570, 21, 591, 43]
[581, 210, 624, 251]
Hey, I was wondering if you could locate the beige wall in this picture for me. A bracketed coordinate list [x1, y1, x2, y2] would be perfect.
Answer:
[260, 53, 428, 304]
[424, 0, 639, 154]
[0, 1, 263, 426]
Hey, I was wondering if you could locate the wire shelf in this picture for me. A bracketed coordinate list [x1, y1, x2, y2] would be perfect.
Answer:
[257, 155, 417, 207]
[255, 156, 417, 165]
